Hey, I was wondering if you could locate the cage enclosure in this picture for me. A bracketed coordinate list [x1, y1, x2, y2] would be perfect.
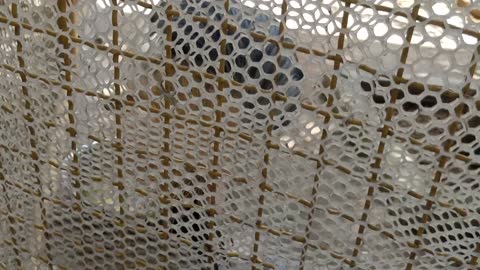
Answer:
[0, 0, 480, 269]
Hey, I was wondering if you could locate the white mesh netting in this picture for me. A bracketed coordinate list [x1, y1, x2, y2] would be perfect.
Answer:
[1, 0, 480, 269]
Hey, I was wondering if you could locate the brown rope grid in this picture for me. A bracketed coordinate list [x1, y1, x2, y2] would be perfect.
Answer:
[123, 0, 480, 94]
[2, 6, 470, 97]
[0, 51, 473, 221]
[0, 90, 473, 268]
[3, 141, 470, 264]
[0, 53, 471, 163]
[0, 139, 471, 268]
[0, 119, 469, 224]
[0, 14, 468, 117]
[0, 201, 272, 270]
[129, 0, 480, 41]
[0, 61, 356, 175]
[405, 29, 480, 270]
[0, 5, 474, 162]
[1, 0, 478, 266]
[0, 208, 466, 270]
[0, 1, 474, 161]
[350, 2, 423, 267]
[0, 61, 472, 221]
[0, 205, 275, 270]
[0, 59, 472, 172]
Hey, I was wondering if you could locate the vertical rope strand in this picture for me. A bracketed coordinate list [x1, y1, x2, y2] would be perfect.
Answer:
[111, 0, 126, 217]
[161, 2, 175, 266]
[204, 0, 231, 266]
[56, 1, 80, 269]
[250, 0, 287, 268]
[300, 1, 354, 268]
[350, 4, 421, 264]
